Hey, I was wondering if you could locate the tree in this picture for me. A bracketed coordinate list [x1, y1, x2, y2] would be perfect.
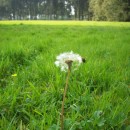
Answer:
[52, 0, 58, 19]
[0, 0, 129, 21]
[89, 0, 130, 21]
[0, 0, 11, 19]
[69, 0, 89, 20]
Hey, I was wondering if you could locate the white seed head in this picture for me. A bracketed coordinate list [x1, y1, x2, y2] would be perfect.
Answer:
[55, 51, 83, 72]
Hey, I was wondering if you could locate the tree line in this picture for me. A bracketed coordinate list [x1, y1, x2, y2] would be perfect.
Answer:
[0, 0, 130, 21]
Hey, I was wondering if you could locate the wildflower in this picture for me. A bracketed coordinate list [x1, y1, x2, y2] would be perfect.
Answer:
[11, 73, 17, 77]
[55, 51, 83, 72]
[55, 51, 85, 130]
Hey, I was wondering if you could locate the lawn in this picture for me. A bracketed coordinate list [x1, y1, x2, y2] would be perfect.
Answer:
[0, 21, 130, 130]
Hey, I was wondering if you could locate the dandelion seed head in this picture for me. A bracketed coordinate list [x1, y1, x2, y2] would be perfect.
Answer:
[55, 51, 83, 72]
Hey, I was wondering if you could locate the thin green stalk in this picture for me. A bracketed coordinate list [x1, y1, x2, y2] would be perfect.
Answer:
[60, 60, 72, 130]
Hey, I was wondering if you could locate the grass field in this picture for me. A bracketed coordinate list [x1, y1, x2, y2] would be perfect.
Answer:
[0, 21, 130, 130]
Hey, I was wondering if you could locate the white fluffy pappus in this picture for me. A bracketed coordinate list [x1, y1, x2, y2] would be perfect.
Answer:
[55, 51, 83, 72]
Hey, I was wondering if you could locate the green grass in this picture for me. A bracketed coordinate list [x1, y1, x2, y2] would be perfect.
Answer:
[0, 21, 130, 130]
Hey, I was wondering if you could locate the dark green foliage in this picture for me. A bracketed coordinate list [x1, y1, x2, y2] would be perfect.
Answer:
[89, 0, 130, 21]
[0, 0, 129, 21]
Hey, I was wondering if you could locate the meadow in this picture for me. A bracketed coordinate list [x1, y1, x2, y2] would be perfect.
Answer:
[0, 21, 130, 130]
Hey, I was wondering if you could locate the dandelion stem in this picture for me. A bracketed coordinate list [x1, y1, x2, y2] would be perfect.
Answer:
[60, 61, 72, 130]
